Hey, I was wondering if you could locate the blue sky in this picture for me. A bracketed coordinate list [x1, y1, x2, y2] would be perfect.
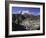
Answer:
[12, 7, 40, 16]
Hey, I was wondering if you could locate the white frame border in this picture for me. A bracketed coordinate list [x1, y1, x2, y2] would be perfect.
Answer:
[9, 3, 43, 35]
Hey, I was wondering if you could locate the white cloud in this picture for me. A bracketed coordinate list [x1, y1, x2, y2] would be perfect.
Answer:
[21, 10, 31, 14]
[13, 10, 40, 15]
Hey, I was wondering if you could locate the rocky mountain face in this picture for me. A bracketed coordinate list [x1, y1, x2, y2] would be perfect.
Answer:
[12, 13, 40, 31]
